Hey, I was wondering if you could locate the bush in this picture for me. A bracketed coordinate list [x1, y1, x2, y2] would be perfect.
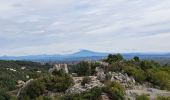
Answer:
[52, 69, 66, 76]
[81, 76, 91, 86]
[18, 71, 73, 99]
[123, 66, 146, 83]
[109, 62, 124, 72]
[136, 94, 149, 100]
[0, 89, 10, 100]
[104, 54, 123, 64]
[90, 62, 101, 75]
[18, 80, 46, 100]
[140, 60, 160, 70]
[156, 96, 170, 100]
[104, 81, 125, 100]
[42, 73, 73, 92]
[133, 56, 140, 62]
[147, 69, 170, 90]
[76, 61, 91, 76]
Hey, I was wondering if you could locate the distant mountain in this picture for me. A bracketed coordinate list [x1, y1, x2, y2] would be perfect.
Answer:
[0, 50, 108, 61]
[0, 50, 170, 63]
[68, 50, 108, 57]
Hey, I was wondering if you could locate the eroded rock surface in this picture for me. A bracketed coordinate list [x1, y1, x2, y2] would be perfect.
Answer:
[66, 76, 104, 94]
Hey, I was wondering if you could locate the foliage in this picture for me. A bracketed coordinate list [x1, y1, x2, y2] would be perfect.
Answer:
[0, 89, 10, 100]
[18, 70, 73, 99]
[133, 56, 140, 62]
[123, 66, 146, 83]
[81, 76, 91, 86]
[104, 54, 170, 90]
[70, 61, 106, 77]
[43, 73, 73, 92]
[90, 62, 101, 75]
[140, 60, 160, 70]
[156, 96, 170, 100]
[146, 68, 170, 90]
[0, 60, 51, 91]
[63, 87, 103, 100]
[136, 94, 150, 100]
[109, 62, 124, 72]
[104, 81, 125, 100]
[52, 69, 66, 76]
[1, 54, 170, 99]
[104, 54, 123, 64]
[17, 80, 46, 100]
[76, 61, 91, 76]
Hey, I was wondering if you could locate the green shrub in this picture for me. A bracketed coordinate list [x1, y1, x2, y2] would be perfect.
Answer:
[123, 66, 146, 83]
[136, 94, 149, 100]
[0, 89, 10, 100]
[90, 62, 101, 75]
[76, 61, 91, 76]
[156, 96, 170, 100]
[147, 69, 170, 90]
[104, 54, 123, 64]
[18, 80, 45, 100]
[52, 69, 66, 76]
[140, 60, 160, 70]
[18, 71, 73, 99]
[109, 62, 124, 72]
[81, 76, 91, 86]
[133, 56, 140, 62]
[42, 73, 73, 92]
[104, 81, 125, 100]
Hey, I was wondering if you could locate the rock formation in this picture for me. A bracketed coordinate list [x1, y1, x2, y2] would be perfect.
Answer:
[49, 64, 69, 73]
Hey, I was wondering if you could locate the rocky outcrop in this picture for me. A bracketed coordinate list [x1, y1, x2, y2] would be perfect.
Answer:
[125, 86, 170, 100]
[16, 79, 34, 100]
[96, 67, 106, 82]
[49, 64, 69, 73]
[66, 76, 104, 94]
[111, 72, 135, 88]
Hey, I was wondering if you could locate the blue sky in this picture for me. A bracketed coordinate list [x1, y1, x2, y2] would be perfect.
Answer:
[0, 0, 170, 56]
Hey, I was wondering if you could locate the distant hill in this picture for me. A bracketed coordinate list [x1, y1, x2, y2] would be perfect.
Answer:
[0, 50, 108, 62]
[0, 50, 170, 64]
[68, 50, 108, 57]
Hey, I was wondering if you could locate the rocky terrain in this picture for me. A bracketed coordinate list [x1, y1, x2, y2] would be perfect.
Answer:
[126, 85, 170, 100]
[66, 76, 104, 94]
[67, 65, 170, 100]
[12, 54, 170, 100]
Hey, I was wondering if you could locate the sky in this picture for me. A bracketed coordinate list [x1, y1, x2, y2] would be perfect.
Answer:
[0, 0, 170, 56]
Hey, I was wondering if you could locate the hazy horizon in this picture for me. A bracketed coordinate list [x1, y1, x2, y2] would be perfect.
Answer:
[0, 0, 170, 56]
[1, 49, 170, 57]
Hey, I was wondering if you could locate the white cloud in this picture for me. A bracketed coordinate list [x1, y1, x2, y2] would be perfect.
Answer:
[0, 0, 170, 55]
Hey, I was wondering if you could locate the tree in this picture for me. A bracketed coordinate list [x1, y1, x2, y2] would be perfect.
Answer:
[0, 89, 10, 100]
[105, 54, 123, 64]
[81, 76, 91, 86]
[18, 80, 46, 100]
[104, 81, 125, 100]
[76, 61, 91, 76]
[90, 62, 100, 75]
[133, 56, 140, 62]
[43, 71, 73, 92]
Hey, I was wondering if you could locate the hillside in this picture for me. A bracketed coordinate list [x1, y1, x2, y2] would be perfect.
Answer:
[1, 54, 170, 100]
[0, 50, 170, 64]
